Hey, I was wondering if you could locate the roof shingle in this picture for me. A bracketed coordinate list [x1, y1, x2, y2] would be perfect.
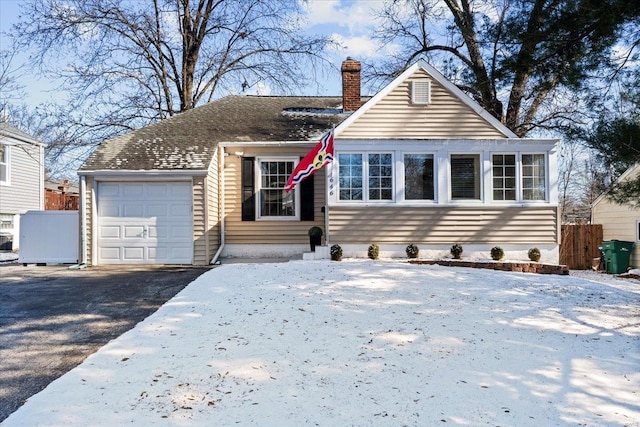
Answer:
[80, 96, 358, 171]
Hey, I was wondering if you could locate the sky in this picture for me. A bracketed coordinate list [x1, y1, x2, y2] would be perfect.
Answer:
[0, 0, 392, 110]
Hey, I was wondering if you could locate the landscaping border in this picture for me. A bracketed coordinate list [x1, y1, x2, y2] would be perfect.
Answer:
[409, 259, 570, 275]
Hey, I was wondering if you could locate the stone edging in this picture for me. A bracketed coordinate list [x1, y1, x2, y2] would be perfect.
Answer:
[408, 259, 570, 275]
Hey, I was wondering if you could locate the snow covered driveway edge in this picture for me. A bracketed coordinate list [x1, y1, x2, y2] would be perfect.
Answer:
[3, 260, 639, 426]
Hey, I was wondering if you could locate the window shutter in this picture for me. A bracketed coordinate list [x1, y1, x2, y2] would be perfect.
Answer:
[241, 157, 255, 221]
[300, 173, 314, 221]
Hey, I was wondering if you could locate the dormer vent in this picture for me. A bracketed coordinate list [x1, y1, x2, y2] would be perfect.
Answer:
[411, 80, 431, 105]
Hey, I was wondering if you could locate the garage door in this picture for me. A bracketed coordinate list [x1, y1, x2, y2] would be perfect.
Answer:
[97, 182, 193, 264]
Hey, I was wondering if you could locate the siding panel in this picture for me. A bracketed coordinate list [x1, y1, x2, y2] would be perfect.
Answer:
[592, 183, 640, 269]
[224, 146, 327, 245]
[329, 206, 559, 245]
[0, 142, 42, 213]
[339, 69, 506, 140]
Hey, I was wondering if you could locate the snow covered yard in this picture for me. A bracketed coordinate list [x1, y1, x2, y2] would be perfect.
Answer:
[3, 260, 639, 427]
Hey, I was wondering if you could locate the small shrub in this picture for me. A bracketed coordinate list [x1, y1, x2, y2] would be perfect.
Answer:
[406, 243, 419, 259]
[368, 243, 379, 260]
[490, 246, 505, 261]
[330, 244, 343, 261]
[450, 243, 463, 259]
[308, 226, 323, 237]
[528, 247, 541, 262]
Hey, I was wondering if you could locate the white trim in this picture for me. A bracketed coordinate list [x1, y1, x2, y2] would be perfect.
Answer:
[78, 169, 207, 177]
[334, 59, 519, 139]
[328, 140, 556, 208]
[636, 220, 640, 243]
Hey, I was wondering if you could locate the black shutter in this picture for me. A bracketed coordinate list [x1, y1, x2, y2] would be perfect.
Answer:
[241, 157, 255, 221]
[300, 174, 314, 221]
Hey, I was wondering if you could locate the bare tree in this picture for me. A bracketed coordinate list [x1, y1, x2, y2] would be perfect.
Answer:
[372, 0, 640, 136]
[10, 0, 334, 156]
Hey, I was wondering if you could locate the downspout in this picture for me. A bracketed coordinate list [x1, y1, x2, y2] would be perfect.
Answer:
[39, 144, 44, 210]
[80, 176, 87, 265]
[210, 146, 225, 264]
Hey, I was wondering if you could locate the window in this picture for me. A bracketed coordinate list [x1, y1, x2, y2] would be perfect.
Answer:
[522, 154, 546, 200]
[451, 154, 480, 200]
[0, 144, 8, 184]
[404, 153, 434, 200]
[636, 220, 640, 242]
[257, 159, 297, 218]
[338, 153, 363, 201]
[368, 153, 393, 200]
[492, 154, 516, 201]
[337, 152, 393, 202]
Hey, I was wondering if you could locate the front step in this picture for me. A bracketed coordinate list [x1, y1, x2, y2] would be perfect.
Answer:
[302, 245, 330, 260]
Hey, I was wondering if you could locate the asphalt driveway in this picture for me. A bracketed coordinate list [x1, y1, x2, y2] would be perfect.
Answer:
[0, 263, 210, 421]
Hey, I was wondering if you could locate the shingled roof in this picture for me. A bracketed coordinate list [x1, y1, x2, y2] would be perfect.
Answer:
[79, 95, 361, 172]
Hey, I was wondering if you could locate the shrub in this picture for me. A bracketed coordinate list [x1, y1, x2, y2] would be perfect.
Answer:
[330, 244, 342, 261]
[308, 226, 323, 237]
[368, 243, 379, 260]
[450, 243, 463, 259]
[528, 247, 541, 262]
[490, 246, 505, 261]
[406, 243, 419, 259]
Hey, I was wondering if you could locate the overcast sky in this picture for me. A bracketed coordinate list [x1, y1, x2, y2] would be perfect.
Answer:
[0, 0, 393, 108]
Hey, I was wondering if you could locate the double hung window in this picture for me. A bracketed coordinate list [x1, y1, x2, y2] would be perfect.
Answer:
[257, 159, 297, 218]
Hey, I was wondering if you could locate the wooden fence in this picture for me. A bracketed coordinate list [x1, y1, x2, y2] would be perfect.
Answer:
[45, 191, 79, 210]
[559, 224, 603, 269]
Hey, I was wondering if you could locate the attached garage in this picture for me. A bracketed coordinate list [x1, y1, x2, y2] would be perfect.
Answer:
[96, 181, 193, 264]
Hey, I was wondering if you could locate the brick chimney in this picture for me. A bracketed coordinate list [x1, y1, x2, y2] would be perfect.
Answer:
[341, 57, 361, 112]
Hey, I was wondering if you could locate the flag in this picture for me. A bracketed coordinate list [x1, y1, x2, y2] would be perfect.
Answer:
[284, 130, 334, 193]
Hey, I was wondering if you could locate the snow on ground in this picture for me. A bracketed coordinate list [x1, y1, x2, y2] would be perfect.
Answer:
[3, 260, 639, 426]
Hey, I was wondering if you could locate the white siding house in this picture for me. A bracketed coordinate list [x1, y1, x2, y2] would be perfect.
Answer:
[0, 123, 45, 250]
[592, 163, 640, 269]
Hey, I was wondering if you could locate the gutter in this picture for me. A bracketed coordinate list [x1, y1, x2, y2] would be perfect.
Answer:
[80, 175, 87, 265]
[210, 146, 225, 265]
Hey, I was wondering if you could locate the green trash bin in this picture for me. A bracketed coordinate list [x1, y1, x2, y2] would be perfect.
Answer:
[601, 240, 635, 274]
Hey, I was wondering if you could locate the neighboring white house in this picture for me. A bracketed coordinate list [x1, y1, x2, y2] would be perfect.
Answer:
[0, 122, 45, 250]
[592, 163, 640, 269]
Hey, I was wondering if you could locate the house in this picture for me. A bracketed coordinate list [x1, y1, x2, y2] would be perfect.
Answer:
[77, 58, 559, 265]
[45, 179, 80, 210]
[0, 122, 45, 250]
[591, 163, 640, 269]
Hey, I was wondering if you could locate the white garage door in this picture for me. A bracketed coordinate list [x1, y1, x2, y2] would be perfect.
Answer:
[97, 182, 193, 264]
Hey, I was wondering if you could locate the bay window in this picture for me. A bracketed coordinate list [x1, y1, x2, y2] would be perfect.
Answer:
[332, 148, 549, 205]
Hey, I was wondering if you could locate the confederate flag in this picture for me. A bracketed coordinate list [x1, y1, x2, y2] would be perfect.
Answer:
[284, 130, 334, 193]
